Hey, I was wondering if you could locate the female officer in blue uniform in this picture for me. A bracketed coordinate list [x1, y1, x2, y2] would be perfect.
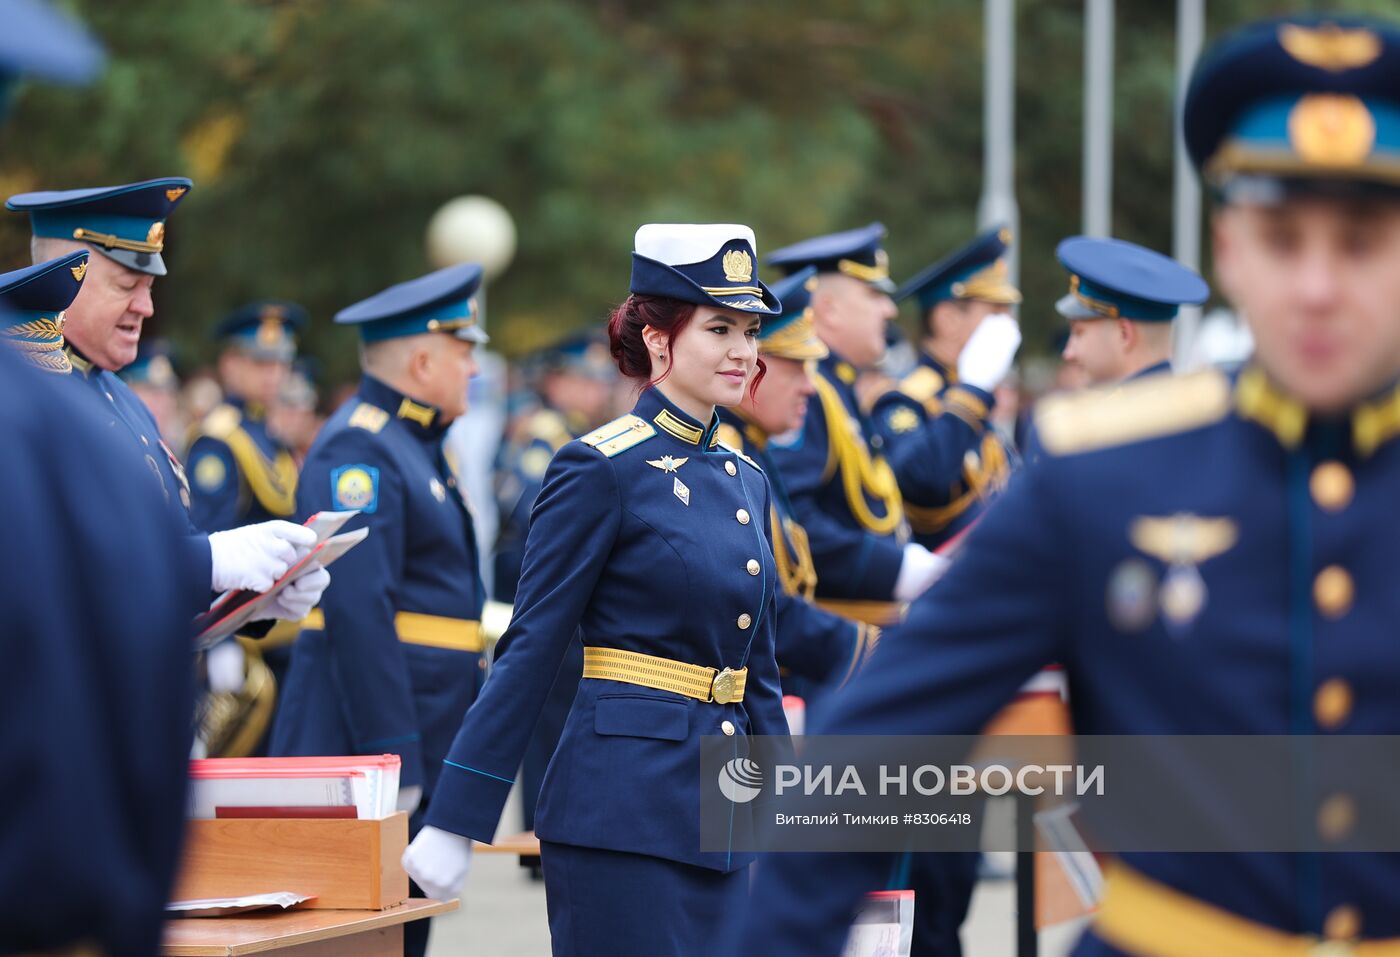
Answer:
[404, 224, 792, 956]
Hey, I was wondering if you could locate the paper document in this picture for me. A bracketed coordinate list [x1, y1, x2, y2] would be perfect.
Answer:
[195, 523, 369, 647]
[167, 891, 313, 917]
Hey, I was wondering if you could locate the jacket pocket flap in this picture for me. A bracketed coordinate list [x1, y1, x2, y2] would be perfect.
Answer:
[595, 694, 688, 741]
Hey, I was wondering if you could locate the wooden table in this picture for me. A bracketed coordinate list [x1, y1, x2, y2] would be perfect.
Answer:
[162, 899, 458, 956]
[473, 830, 541, 863]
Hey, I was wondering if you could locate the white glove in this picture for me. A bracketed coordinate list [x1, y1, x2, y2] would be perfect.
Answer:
[253, 564, 330, 622]
[206, 639, 246, 694]
[894, 543, 951, 602]
[957, 313, 1022, 391]
[209, 520, 317, 593]
[396, 784, 423, 815]
[402, 825, 473, 901]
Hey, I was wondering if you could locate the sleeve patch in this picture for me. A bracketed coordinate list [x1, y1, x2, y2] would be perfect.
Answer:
[193, 453, 229, 492]
[332, 464, 380, 513]
[886, 406, 921, 434]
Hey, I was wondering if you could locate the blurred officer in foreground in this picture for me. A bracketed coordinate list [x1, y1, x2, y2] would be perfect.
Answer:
[741, 13, 1400, 956]
[717, 266, 879, 698]
[0, 5, 200, 954]
[271, 263, 489, 957]
[871, 226, 1023, 553]
[1056, 236, 1210, 386]
[765, 224, 946, 628]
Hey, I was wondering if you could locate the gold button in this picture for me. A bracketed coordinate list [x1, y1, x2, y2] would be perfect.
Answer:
[737, 613, 752, 629]
[736, 509, 750, 525]
[1314, 566, 1354, 618]
[725, 461, 737, 476]
[1324, 904, 1361, 941]
[1311, 461, 1354, 512]
[1314, 678, 1353, 730]
[1318, 794, 1356, 842]
[721, 720, 736, 736]
[746, 559, 761, 576]
[141, 435, 150, 445]
[105, 391, 115, 402]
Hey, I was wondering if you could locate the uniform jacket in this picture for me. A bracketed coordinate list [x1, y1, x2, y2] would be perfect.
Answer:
[187, 396, 299, 532]
[765, 352, 905, 602]
[869, 350, 1015, 550]
[742, 365, 1400, 954]
[426, 387, 789, 871]
[716, 408, 874, 689]
[270, 375, 485, 797]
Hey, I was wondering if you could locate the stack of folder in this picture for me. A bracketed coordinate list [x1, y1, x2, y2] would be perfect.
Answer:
[188, 755, 402, 820]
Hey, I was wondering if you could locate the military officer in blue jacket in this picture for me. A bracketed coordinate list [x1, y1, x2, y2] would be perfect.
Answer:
[741, 13, 1400, 957]
[870, 227, 1024, 551]
[1055, 236, 1210, 386]
[270, 262, 488, 957]
[765, 224, 947, 626]
[6, 178, 328, 624]
[716, 266, 877, 695]
[403, 224, 791, 956]
[0, 7, 201, 955]
[189, 301, 307, 532]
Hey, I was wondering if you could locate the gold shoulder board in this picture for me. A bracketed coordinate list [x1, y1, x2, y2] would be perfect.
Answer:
[715, 422, 745, 451]
[201, 404, 242, 441]
[718, 442, 763, 473]
[348, 402, 390, 433]
[528, 409, 572, 448]
[581, 414, 656, 457]
[899, 366, 946, 404]
[1034, 369, 1231, 456]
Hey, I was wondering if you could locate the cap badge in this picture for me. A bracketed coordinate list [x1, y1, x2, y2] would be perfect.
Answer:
[165, 186, 188, 202]
[70, 260, 88, 282]
[1279, 23, 1381, 72]
[723, 249, 754, 284]
[1288, 94, 1376, 167]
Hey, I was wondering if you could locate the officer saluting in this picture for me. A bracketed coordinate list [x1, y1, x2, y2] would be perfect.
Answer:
[270, 263, 488, 957]
[765, 224, 946, 625]
[741, 12, 1400, 956]
[1055, 236, 1209, 386]
[189, 301, 307, 532]
[871, 227, 1024, 551]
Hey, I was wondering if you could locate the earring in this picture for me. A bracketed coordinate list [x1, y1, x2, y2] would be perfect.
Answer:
[658, 352, 665, 361]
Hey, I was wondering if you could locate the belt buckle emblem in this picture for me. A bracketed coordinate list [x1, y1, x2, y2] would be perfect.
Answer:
[710, 667, 740, 704]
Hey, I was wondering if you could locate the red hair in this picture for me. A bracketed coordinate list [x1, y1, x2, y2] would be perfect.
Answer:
[607, 294, 766, 398]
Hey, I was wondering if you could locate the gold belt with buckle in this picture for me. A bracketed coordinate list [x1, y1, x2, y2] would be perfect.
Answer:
[1095, 861, 1400, 957]
[300, 608, 484, 653]
[582, 646, 747, 704]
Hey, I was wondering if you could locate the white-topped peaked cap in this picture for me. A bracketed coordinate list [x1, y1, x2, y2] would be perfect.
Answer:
[629, 223, 781, 315]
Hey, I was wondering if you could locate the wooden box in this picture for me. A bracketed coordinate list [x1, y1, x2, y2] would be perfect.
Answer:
[171, 813, 409, 910]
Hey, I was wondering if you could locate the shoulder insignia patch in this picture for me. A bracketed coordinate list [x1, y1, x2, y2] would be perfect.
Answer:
[886, 406, 921, 434]
[201, 404, 242, 441]
[899, 366, 946, 404]
[348, 402, 390, 433]
[580, 413, 656, 458]
[719, 442, 763, 473]
[193, 453, 228, 492]
[1034, 369, 1231, 456]
[331, 464, 380, 513]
